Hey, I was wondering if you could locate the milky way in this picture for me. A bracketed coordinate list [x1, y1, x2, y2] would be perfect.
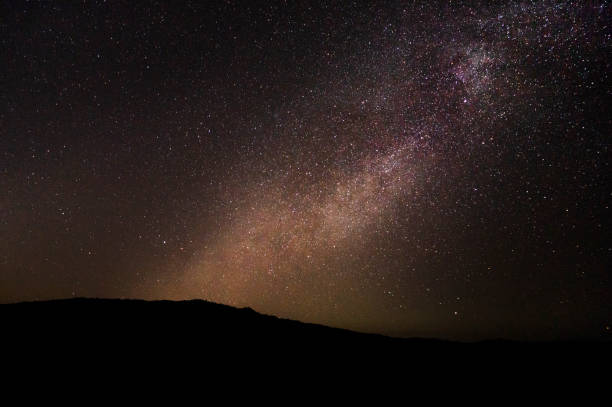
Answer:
[2, 1, 610, 340]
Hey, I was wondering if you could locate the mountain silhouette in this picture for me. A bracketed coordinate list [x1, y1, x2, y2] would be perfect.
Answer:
[2, 298, 608, 379]
[4, 297, 421, 349]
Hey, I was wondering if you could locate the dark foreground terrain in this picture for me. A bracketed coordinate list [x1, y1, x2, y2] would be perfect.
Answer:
[3, 298, 609, 384]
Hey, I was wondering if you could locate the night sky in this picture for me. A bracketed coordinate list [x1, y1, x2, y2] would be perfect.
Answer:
[1, 0, 610, 341]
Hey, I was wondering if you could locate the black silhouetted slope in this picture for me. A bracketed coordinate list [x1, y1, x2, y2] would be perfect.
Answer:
[2, 298, 609, 376]
[5, 297, 436, 361]
[4, 297, 402, 346]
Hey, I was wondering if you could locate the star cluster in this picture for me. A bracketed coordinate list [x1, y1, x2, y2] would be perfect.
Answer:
[1, 1, 610, 340]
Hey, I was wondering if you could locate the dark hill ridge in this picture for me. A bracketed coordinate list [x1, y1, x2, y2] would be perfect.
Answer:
[3, 297, 431, 347]
[3, 297, 387, 341]
[3, 298, 609, 372]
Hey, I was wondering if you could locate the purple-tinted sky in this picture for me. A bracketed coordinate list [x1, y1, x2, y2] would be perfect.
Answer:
[1, 0, 610, 340]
